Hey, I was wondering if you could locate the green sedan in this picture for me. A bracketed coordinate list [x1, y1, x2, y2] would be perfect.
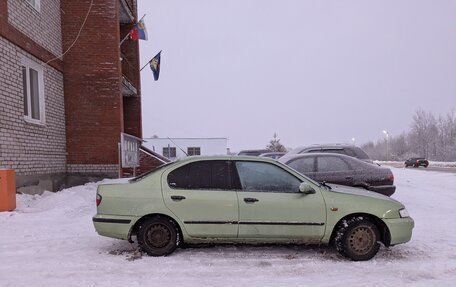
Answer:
[93, 156, 414, 261]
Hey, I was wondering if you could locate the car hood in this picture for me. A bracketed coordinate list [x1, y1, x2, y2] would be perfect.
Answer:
[326, 183, 400, 203]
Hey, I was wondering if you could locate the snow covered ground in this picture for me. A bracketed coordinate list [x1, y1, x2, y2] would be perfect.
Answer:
[1, 168, 456, 287]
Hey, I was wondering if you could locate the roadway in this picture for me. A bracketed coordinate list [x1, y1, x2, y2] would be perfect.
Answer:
[381, 162, 456, 174]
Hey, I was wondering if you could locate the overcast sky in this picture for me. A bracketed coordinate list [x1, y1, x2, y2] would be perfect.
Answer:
[137, 0, 456, 152]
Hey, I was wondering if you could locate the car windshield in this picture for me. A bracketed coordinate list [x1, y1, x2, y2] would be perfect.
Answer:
[129, 162, 175, 182]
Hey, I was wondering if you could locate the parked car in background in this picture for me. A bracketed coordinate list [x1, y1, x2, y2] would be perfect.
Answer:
[237, 149, 270, 156]
[405, 158, 429, 168]
[279, 153, 396, 196]
[259, 152, 286, 159]
[287, 144, 373, 164]
[93, 156, 413, 261]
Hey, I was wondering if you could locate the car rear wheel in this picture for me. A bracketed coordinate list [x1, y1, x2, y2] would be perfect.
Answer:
[335, 217, 380, 261]
[137, 216, 179, 256]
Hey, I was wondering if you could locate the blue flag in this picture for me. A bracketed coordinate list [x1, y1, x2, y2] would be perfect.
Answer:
[130, 18, 148, 41]
[149, 51, 161, 81]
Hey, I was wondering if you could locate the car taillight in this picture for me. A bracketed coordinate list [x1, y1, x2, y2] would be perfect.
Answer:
[416, 160, 420, 163]
[387, 173, 394, 183]
[96, 194, 102, 206]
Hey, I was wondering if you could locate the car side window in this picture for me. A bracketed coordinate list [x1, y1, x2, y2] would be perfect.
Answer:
[187, 161, 212, 189]
[235, 161, 301, 193]
[343, 149, 356, 157]
[167, 164, 189, 188]
[288, 157, 315, 173]
[317, 156, 351, 172]
[167, 161, 232, 190]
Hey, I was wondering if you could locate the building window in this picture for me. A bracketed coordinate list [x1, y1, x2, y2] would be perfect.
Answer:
[187, 147, 201, 156]
[163, 147, 176, 159]
[21, 57, 45, 124]
[25, 0, 41, 12]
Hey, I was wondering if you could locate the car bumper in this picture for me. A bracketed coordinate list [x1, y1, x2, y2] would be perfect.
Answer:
[92, 214, 137, 240]
[368, 185, 396, 197]
[383, 217, 414, 246]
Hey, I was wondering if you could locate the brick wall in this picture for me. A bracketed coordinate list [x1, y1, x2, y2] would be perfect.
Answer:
[61, 0, 123, 173]
[120, 9, 142, 139]
[1, 0, 142, 188]
[67, 164, 118, 174]
[0, 37, 66, 175]
[7, 0, 62, 57]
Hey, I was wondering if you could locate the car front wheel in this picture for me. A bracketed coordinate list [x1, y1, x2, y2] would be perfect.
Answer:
[137, 216, 179, 256]
[335, 217, 380, 261]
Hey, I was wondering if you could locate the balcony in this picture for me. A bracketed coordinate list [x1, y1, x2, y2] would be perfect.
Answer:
[121, 53, 138, 97]
[119, 0, 135, 24]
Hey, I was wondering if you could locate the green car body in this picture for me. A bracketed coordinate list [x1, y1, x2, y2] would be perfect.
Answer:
[93, 156, 413, 260]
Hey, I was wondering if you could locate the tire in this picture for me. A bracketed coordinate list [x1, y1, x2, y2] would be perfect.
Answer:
[334, 217, 380, 261]
[137, 216, 179, 256]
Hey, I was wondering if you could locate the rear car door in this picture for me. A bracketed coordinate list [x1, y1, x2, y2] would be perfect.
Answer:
[162, 160, 239, 238]
[315, 155, 355, 185]
[286, 156, 317, 179]
[235, 161, 326, 241]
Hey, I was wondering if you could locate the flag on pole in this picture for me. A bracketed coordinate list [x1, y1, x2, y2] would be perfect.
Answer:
[130, 18, 148, 41]
[149, 51, 161, 81]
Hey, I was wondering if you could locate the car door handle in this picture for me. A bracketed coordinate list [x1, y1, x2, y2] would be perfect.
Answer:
[244, 197, 259, 204]
[171, 195, 186, 201]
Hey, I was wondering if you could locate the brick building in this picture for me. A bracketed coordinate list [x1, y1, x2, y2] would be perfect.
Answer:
[0, 0, 146, 192]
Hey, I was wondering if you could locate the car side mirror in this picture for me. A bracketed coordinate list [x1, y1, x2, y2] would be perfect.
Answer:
[299, 182, 316, 194]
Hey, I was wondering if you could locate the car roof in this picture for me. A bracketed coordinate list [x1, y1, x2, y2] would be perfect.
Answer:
[172, 155, 281, 164]
[259, 152, 286, 156]
[288, 144, 349, 153]
[279, 152, 358, 164]
[237, 149, 270, 155]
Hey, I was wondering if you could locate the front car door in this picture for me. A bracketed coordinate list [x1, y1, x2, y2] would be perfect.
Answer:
[162, 160, 239, 238]
[235, 160, 326, 242]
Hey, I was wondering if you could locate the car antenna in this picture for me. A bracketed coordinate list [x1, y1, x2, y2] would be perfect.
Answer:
[167, 137, 189, 156]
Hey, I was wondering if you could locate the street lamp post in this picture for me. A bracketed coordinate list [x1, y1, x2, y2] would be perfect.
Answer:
[351, 138, 356, 146]
[383, 130, 389, 161]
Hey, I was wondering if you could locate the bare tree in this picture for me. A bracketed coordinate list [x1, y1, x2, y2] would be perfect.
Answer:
[390, 133, 408, 160]
[362, 109, 456, 161]
[409, 109, 437, 158]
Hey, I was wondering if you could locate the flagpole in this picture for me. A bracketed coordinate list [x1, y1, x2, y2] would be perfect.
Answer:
[120, 14, 146, 46]
[140, 61, 150, 71]
[141, 50, 162, 72]
[120, 32, 130, 46]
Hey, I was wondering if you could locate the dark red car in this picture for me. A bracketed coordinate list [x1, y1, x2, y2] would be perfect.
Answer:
[405, 158, 429, 168]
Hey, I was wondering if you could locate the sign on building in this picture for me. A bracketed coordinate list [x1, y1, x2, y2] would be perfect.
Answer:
[120, 133, 142, 168]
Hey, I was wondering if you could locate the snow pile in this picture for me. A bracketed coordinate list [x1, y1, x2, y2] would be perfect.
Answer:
[1, 170, 456, 286]
[428, 161, 456, 167]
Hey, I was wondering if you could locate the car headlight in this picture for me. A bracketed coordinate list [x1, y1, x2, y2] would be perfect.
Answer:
[399, 208, 410, 218]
